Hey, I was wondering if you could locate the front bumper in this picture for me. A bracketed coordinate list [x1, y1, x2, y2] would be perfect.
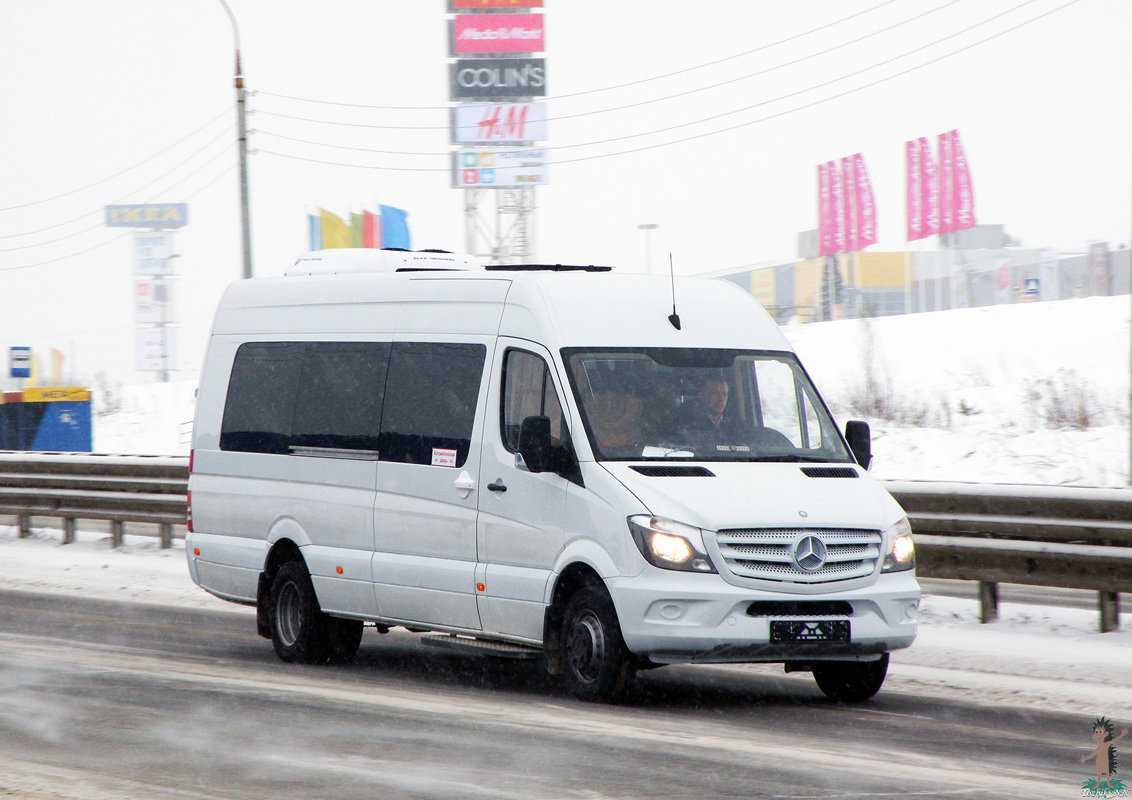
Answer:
[607, 569, 920, 666]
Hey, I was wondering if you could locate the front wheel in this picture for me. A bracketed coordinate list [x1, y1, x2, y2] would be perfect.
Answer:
[812, 654, 889, 702]
[560, 587, 634, 702]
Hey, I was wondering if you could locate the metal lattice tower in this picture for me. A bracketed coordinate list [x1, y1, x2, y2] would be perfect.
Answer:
[464, 186, 536, 265]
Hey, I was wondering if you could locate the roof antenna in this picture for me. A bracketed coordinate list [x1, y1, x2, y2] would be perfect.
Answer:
[667, 253, 681, 330]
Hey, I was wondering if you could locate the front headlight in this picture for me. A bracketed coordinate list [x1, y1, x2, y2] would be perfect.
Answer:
[881, 516, 915, 573]
[627, 515, 717, 573]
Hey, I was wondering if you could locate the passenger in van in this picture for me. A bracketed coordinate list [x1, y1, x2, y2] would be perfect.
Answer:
[586, 390, 644, 455]
[667, 376, 744, 439]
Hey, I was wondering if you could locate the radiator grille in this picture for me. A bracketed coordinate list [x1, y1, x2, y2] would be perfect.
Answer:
[714, 527, 882, 584]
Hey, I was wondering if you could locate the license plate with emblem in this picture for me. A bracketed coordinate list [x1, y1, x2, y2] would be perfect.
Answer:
[769, 620, 850, 643]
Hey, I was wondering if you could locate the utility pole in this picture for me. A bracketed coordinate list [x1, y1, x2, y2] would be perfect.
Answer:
[638, 223, 659, 273]
[219, 0, 252, 279]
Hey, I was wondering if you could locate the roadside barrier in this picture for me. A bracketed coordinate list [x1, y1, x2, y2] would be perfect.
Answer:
[0, 453, 1127, 630]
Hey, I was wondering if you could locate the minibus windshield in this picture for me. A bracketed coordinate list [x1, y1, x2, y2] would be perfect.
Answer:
[562, 348, 854, 463]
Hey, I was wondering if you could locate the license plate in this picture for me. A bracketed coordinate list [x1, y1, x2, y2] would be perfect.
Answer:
[770, 620, 850, 643]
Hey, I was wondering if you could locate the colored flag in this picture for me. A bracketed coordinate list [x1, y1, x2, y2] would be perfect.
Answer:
[906, 140, 923, 242]
[818, 162, 834, 256]
[362, 210, 379, 248]
[920, 137, 940, 238]
[950, 130, 976, 232]
[380, 205, 411, 250]
[320, 209, 353, 249]
[350, 213, 365, 248]
[829, 162, 845, 255]
[308, 214, 322, 250]
[939, 131, 956, 235]
[50, 349, 65, 386]
[851, 153, 877, 250]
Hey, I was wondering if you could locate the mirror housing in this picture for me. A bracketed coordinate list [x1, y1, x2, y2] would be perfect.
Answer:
[844, 420, 872, 469]
[517, 415, 554, 473]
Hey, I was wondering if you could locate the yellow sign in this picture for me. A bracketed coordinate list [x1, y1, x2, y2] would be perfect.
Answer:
[22, 387, 91, 403]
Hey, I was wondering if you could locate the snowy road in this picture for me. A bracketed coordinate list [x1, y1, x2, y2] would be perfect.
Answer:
[0, 590, 1100, 800]
[1, 526, 1129, 797]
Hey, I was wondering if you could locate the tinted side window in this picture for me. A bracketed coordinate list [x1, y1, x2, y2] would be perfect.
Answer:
[220, 343, 305, 454]
[292, 343, 388, 451]
[379, 342, 487, 467]
[501, 349, 565, 452]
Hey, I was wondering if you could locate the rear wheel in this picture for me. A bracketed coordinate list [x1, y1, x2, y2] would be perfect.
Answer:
[270, 560, 343, 664]
[812, 654, 889, 702]
[560, 587, 634, 702]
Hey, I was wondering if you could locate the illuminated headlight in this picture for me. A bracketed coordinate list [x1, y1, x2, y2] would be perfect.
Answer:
[881, 517, 916, 573]
[628, 515, 717, 573]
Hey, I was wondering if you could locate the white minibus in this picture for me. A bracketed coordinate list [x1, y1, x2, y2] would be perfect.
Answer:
[187, 249, 919, 702]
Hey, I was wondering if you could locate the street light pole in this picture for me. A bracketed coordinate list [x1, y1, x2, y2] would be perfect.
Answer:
[219, 0, 252, 279]
[638, 223, 659, 274]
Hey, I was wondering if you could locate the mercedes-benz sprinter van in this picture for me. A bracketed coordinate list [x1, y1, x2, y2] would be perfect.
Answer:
[187, 249, 919, 702]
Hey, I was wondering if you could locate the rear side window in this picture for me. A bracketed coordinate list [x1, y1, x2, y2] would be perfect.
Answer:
[292, 343, 388, 451]
[378, 342, 486, 467]
[220, 342, 387, 454]
[220, 343, 305, 454]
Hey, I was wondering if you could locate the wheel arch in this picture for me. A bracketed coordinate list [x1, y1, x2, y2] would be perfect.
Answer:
[256, 537, 305, 639]
[542, 561, 607, 676]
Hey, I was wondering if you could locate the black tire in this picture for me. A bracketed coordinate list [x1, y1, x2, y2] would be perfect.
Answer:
[812, 654, 889, 702]
[560, 586, 634, 702]
[270, 560, 331, 664]
[325, 617, 364, 664]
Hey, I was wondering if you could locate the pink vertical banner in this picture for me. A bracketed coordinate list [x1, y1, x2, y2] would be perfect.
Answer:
[818, 162, 836, 256]
[829, 160, 845, 255]
[906, 140, 923, 242]
[841, 155, 858, 251]
[951, 130, 976, 231]
[920, 136, 940, 237]
[852, 153, 877, 249]
[939, 131, 956, 234]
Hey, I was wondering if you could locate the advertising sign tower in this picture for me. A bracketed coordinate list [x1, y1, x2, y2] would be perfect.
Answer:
[447, 1, 547, 264]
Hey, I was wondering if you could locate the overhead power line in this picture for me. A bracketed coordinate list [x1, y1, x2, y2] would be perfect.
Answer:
[251, 0, 962, 133]
[0, 107, 231, 213]
[252, 0, 906, 111]
[254, 0, 1075, 169]
[0, 123, 235, 245]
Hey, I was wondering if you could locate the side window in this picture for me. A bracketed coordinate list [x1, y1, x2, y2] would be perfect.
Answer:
[379, 342, 487, 467]
[292, 343, 388, 451]
[220, 343, 305, 454]
[501, 349, 565, 452]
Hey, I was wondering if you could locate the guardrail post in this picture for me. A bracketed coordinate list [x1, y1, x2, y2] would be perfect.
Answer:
[159, 523, 172, 549]
[17, 513, 31, 538]
[110, 520, 124, 549]
[1099, 591, 1121, 633]
[978, 581, 999, 623]
[63, 518, 76, 545]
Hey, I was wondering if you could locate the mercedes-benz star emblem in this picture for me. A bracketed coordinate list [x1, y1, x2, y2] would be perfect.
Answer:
[792, 535, 827, 572]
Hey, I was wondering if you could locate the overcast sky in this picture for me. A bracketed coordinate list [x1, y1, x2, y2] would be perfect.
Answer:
[1, 0, 1128, 385]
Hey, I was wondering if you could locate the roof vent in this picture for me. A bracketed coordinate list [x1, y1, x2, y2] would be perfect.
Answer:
[285, 248, 483, 276]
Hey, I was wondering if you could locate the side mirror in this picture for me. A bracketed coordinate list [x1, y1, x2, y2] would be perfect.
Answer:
[518, 415, 554, 473]
[844, 420, 872, 469]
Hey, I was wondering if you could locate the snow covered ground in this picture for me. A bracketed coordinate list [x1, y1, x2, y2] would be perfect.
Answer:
[2, 294, 1129, 720]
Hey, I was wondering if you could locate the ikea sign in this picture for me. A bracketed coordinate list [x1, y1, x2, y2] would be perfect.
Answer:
[106, 204, 188, 228]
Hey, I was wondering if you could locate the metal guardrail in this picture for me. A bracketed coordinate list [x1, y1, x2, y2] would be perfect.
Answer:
[0, 451, 188, 548]
[885, 480, 1132, 632]
[0, 454, 1127, 630]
